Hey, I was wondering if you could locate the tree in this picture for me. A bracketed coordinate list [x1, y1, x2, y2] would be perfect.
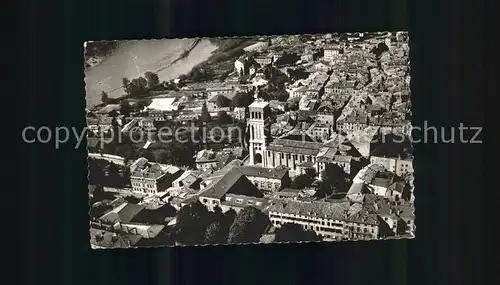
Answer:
[227, 207, 269, 244]
[101, 91, 109, 103]
[316, 163, 349, 197]
[132, 204, 177, 224]
[89, 185, 110, 204]
[275, 52, 300, 67]
[122, 77, 131, 90]
[200, 102, 212, 123]
[285, 99, 299, 111]
[144, 71, 160, 88]
[291, 168, 316, 189]
[224, 208, 237, 225]
[291, 174, 312, 189]
[119, 100, 133, 117]
[174, 201, 211, 245]
[105, 162, 121, 186]
[274, 223, 322, 243]
[203, 206, 233, 244]
[129, 77, 148, 96]
[219, 70, 231, 82]
[257, 89, 271, 101]
[190, 66, 214, 82]
[204, 221, 226, 244]
[134, 99, 151, 111]
[157, 148, 175, 164]
[109, 110, 119, 118]
[263, 65, 275, 80]
[232, 92, 254, 108]
[287, 68, 310, 81]
[305, 167, 317, 178]
[217, 111, 233, 125]
[274, 89, 289, 102]
[88, 158, 106, 186]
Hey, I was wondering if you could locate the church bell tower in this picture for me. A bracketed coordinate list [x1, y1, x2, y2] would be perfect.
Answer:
[247, 101, 271, 167]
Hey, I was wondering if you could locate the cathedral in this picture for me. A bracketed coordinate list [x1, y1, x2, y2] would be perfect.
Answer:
[247, 101, 362, 177]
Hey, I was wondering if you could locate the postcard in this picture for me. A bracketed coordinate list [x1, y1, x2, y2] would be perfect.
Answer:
[85, 32, 415, 248]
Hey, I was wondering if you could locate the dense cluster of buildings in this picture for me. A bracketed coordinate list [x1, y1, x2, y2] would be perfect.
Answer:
[88, 32, 415, 247]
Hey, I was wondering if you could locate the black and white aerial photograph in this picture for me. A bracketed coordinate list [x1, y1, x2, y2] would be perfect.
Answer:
[85, 32, 415, 248]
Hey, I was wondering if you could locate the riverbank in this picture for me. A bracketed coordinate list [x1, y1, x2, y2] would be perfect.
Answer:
[84, 41, 119, 69]
[85, 39, 217, 108]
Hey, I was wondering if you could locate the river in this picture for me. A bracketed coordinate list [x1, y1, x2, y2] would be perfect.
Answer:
[84, 38, 217, 107]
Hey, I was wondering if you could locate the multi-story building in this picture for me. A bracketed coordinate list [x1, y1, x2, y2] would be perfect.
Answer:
[368, 171, 396, 196]
[344, 210, 380, 240]
[287, 86, 307, 99]
[370, 155, 414, 177]
[195, 148, 243, 171]
[336, 112, 369, 133]
[237, 165, 290, 192]
[198, 167, 263, 211]
[234, 57, 248, 76]
[268, 199, 384, 241]
[323, 45, 342, 61]
[207, 94, 233, 112]
[309, 123, 332, 142]
[232, 107, 246, 121]
[220, 194, 270, 213]
[148, 111, 167, 121]
[315, 112, 335, 125]
[253, 54, 274, 66]
[268, 199, 350, 240]
[206, 86, 235, 97]
[129, 158, 181, 195]
[138, 118, 156, 131]
[327, 81, 356, 96]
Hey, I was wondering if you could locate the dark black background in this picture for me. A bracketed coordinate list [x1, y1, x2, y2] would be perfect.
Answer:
[13, 0, 490, 284]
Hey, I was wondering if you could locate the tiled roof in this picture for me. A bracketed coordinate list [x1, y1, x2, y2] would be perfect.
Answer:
[370, 177, 392, 188]
[347, 183, 371, 196]
[131, 163, 167, 180]
[356, 164, 385, 184]
[268, 138, 323, 156]
[90, 228, 143, 248]
[130, 157, 149, 173]
[388, 181, 407, 194]
[222, 194, 270, 211]
[369, 171, 395, 188]
[395, 203, 415, 220]
[199, 168, 247, 199]
[347, 203, 363, 216]
[99, 202, 146, 224]
[346, 209, 379, 225]
[195, 149, 217, 162]
[249, 101, 270, 109]
[238, 165, 289, 180]
[268, 199, 350, 221]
